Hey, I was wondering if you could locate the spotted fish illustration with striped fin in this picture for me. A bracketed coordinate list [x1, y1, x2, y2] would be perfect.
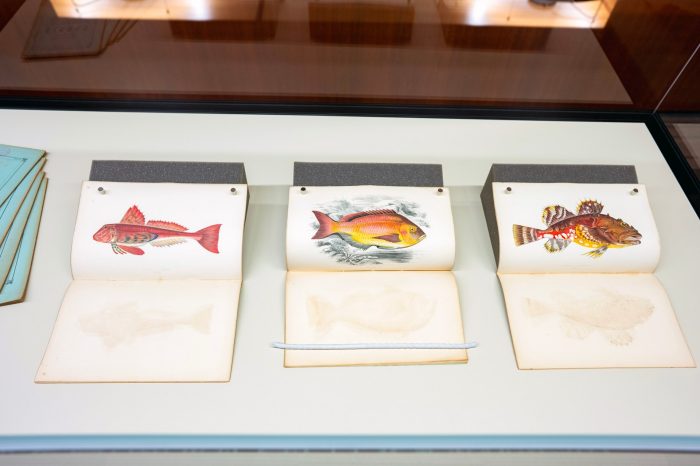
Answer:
[92, 205, 221, 255]
[512, 200, 641, 258]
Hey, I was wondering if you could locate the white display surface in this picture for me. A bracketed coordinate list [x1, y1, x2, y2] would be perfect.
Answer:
[0, 110, 699, 448]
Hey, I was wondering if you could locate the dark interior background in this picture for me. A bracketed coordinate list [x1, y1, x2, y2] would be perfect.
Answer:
[0, 0, 697, 111]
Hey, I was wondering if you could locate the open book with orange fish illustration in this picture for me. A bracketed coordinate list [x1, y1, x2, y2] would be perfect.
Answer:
[284, 178, 468, 368]
[36, 168, 248, 383]
[483, 164, 694, 370]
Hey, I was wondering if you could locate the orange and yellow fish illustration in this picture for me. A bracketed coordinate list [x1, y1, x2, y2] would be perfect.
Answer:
[93, 205, 221, 255]
[312, 209, 426, 249]
[512, 199, 641, 258]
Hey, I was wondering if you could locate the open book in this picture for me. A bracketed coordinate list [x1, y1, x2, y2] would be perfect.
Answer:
[483, 164, 694, 369]
[284, 163, 468, 367]
[37, 162, 247, 383]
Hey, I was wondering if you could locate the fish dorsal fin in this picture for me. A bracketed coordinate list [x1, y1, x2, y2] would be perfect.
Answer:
[119, 205, 145, 225]
[541, 205, 575, 226]
[577, 199, 604, 215]
[339, 209, 397, 222]
[146, 220, 188, 231]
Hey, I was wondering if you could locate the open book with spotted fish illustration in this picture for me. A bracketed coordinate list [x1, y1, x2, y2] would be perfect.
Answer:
[37, 164, 248, 383]
[283, 163, 468, 368]
[483, 166, 694, 370]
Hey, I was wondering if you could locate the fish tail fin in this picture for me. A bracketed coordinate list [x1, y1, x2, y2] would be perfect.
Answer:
[512, 224, 541, 246]
[311, 211, 336, 239]
[195, 224, 221, 253]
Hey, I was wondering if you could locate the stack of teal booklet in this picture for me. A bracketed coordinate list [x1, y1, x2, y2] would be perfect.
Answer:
[0, 144, 48, 305]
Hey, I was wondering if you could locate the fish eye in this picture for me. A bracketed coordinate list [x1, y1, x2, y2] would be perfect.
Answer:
[410, 226, 416, 232]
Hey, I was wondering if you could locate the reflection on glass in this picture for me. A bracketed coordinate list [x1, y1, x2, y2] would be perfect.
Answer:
[169, 0, 281, 41]
[49, 0, 282, 41]
[50, 0, 275, 20]
[0, 0, 694, 111]
[663, 115, 700, 178]
[437, 0, 616, 29]
[309, 1, 414, 45]
[24, 0, 135, 59]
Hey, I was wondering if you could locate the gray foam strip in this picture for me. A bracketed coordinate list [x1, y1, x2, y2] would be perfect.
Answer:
[489, 164, 637, 184]
[480, 163, 638, 265]
[480, 169, 500, 267]
[293, 162, 443, 187]
[89, 161, 247, 184]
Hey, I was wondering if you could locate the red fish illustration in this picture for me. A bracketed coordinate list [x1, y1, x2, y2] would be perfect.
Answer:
[92, 205, 221, 255]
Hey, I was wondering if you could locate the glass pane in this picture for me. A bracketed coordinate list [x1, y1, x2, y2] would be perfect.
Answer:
[663, 114, 700, 179]
[0, 0, 698, 109]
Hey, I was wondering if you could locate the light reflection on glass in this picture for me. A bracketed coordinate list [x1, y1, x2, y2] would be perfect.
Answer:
[52, 0, 615, 27]
[50, 0, 262, 20]
[441, 0, 616, 29]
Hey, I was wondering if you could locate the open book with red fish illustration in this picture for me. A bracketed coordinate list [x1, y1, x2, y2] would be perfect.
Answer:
[37, 178, 248, 383]
[284, 183, 467, 368]
[487, 179, 694, 370]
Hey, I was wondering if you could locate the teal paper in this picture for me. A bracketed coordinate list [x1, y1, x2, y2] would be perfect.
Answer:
[0, 144, 45, 207]
[0, 159, 45, 246]
[0, 173, 44, 290]
[0, 178, 47, 305]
